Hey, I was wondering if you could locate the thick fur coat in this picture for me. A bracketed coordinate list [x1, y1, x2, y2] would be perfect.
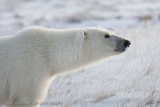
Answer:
[0, 27, 130, 107]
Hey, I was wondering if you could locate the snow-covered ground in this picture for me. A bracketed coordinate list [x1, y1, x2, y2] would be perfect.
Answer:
[0, 0, 160, 107]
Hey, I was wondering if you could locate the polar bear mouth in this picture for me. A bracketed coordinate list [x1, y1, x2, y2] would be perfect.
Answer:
[114, 40, 131, 52]
[114, 46, 126, 52]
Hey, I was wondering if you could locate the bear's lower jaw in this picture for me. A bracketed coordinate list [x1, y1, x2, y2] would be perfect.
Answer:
[114, 44, 130, 52]
[114, 47, 126, 52]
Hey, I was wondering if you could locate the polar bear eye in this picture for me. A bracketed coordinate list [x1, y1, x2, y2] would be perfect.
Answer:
[104, 34, 110, 38]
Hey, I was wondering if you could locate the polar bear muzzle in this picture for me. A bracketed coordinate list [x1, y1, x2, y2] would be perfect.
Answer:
[114, 36, 131, 52]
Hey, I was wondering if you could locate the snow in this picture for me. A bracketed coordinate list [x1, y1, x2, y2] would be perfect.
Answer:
[0, 0, 160, 106]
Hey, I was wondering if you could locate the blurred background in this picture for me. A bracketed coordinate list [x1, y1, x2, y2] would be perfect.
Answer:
[0, 0, 160, 36]
[0, 0, 160, 107]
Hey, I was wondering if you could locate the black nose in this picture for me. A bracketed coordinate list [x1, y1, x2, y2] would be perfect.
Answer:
[123, 40, 131, 47]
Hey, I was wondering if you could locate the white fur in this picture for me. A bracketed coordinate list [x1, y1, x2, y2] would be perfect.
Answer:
[0, 26, 125, 107]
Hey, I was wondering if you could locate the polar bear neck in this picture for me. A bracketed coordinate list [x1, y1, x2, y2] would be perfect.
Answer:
[47, 29, 90, 75]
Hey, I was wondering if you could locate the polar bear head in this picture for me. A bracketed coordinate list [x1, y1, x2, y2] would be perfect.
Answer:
[76, 27, 131, 61]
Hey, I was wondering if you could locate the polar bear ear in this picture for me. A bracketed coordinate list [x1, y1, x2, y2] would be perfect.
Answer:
[79, 28, 87, 40]
[75, 29, 87, 43]
[82, 28, 87, 39]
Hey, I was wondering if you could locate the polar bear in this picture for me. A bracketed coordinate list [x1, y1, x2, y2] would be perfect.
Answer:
[0, 26, 130, 107]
